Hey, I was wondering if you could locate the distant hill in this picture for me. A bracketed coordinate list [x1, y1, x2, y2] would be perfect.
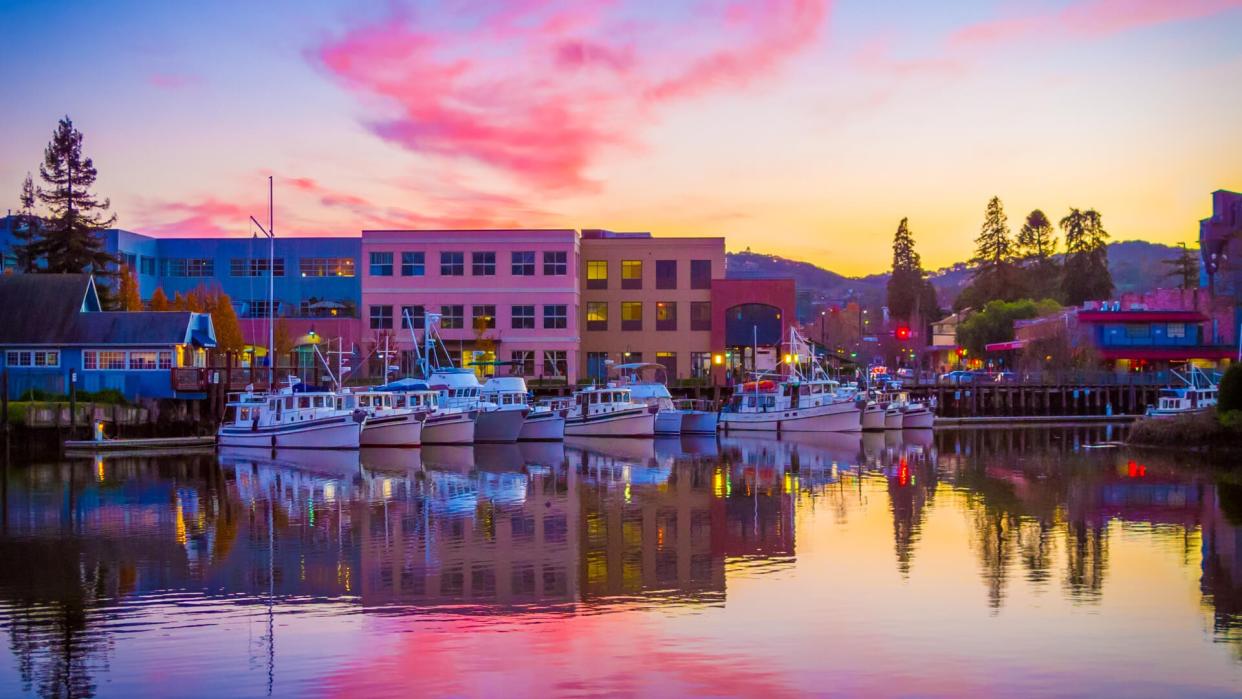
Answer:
[726, 240, 1182, 322]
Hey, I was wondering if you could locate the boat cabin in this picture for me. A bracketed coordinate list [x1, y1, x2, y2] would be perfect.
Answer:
[224, 390, 343, 427]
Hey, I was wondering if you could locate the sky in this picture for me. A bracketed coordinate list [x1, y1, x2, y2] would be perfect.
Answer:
[1, 0, 1240, 275]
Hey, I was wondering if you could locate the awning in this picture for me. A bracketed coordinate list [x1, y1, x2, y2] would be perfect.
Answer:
[985, 340, 1027, 352]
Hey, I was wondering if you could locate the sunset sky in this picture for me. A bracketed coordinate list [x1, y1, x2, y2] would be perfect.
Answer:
[1, 0, 1240, 275]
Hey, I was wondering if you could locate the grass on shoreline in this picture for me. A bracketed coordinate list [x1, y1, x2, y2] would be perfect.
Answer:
[1127, 408, 1242, 449]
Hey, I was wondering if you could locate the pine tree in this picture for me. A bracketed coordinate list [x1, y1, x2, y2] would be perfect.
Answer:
[966, 196, 1022, 303]
[1162, 242, 1199, 290]
[886, 217, 924, 321]
[1060, 208, 1113, 305]
[1017, 209, 1059, 299]
[24, 117, 119, 276]
[149, 287, 171, 311]
[10, 173, 42, 273]
[118, 265, 143, 310]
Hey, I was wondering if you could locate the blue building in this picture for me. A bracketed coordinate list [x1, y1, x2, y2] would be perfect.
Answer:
[0, 274, 216, 399]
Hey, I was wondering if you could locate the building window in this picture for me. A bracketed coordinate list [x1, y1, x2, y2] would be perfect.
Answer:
[586, 351, 609, 380]
[230, 258, 285, 277]
[656, 301, 677, 331]
[621, 351, 642, 363]
[1167, 323, 1186, 339]
[1125, 324, 1150, 339]
[129, 351, 159, 370]
[300, 257, 355, 277]
[543, 350, 567, 377]
[401, 305, 425, 329]
[473, 305, 496, 329]
[543, 251, 567, 276]
[586, 260, 608, 289]
[691, 352, 711, 378]
[512, 251, 535, 276]
[162, 258, 214, 277]
[621, 301, 642, 331]
[139, 256, 156, 276]
[440, 251, 464, 276]
[691, 302, 712, 331]
[441, 305, 464, 329]
[690, 259, 712, 289]
[369, 252, 394, 276]
[656, 352, 677, 378]
[243, 300, 278, 319]
[401, 251, 425, 276]
[85, 351, 127, 370]
[472, 251, 496, 276]
[621, 260, 642, 289]
[511, 305, 535, 329]
[656, 260, 677, 289]
[6, 350, 59, 368]
[586, 302, 608, 331]
[370, 305, 393, 329]
[543, 304, 568, 329]
[158, 351, 173, 369]
[512, 350, 535, 376]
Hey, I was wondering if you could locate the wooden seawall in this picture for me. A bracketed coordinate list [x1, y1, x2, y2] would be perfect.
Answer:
[912, 384, 1161, 419]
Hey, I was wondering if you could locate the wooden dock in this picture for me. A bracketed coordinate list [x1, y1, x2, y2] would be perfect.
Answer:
[912, 383, 1159, 420]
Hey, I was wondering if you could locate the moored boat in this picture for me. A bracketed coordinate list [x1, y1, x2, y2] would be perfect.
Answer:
[565, 385, 657, 437]
[1145, 367, 1220, 418]
[521, 398, 568, 441]
[478, 376, 535, 442]
[218, 383, 363, 449]
[347, 390, 426, 447]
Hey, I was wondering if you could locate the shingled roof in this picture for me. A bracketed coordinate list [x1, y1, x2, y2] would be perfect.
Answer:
[0, 273, 215, 347]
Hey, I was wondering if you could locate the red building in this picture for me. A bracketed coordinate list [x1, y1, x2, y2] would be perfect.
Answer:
[709, 277, 797, 384]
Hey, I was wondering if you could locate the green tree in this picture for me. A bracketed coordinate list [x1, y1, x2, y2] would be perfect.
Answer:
[19, 117, 119, 277]
[1060, 208, 1113, 305]
[956, 298, 1060, 357]
[963, 196, 1022, 306]
[10, 173, 42, 273]
[1017, 209, 1056, 262]
[1162, 242, 1199, 290]
[1219, 364, 1242, 414]
[886, 217, 936, 323]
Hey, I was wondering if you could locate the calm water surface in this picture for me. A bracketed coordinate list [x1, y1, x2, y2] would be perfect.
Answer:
[1, 427, 1240, 697]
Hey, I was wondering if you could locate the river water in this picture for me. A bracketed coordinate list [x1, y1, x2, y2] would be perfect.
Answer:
[0, 427, 1239, 698]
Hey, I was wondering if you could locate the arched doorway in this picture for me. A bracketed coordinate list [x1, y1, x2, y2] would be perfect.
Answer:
[724, 303, 783, 379]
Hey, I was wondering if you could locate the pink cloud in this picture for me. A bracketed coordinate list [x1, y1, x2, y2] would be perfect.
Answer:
[949, 0, 1242, 47]
[314, 1, 831, 192]
[147, 72, 203, 90]
[132, 197, 252, 236]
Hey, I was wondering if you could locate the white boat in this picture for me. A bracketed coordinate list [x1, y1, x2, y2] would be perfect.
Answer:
[883, 406, 905, 430]
[521, 398, 568, 441]
[375, 379, 477, 446]
[861, 403, 887, 430]
[218, 384, 362, 449]
[565, 385, 657, 437]
[613, 362, 716, 435]
[345, 390, 426, 447]
[1146, 367, 1220, 418]
[901, 403, 935, 428]
[675, 399, 719, 434]
[430, 368, 522, 443]
[479, 376, 538, 442]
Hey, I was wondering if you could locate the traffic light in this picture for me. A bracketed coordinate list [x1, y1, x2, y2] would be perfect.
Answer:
[895, 326, 911, 341]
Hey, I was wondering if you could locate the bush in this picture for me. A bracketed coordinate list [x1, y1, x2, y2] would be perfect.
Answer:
[1220, 364, 1242, 413]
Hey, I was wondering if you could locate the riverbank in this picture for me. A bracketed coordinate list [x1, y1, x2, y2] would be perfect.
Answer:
[1126, 409, 1242, 450]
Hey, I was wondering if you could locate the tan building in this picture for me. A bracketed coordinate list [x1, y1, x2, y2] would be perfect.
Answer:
[578, 230, 725, 381]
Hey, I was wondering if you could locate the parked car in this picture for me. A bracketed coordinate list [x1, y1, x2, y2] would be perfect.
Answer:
[940, 370, 976, 384]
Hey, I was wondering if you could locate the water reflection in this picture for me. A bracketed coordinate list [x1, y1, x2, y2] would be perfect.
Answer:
[0, 427, 1240, 696]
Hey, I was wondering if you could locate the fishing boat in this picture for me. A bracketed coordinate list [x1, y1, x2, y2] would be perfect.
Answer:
[343, 390, 426, 447]
[719, 327, 861, 433]
[473, 375, 533, 442]
[218, 381, 363, 449]
[565, 385, 657, 437]
[377, 379, 477, 445]
[613, 362, 717, 435]
[431, 368, 523, 442]
[1146, 367, 1220, 418]
[520, 398, 568, 441]
[901, 400, 935, 428]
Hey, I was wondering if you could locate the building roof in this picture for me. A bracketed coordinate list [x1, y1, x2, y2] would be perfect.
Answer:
[0, 273, 215, 347]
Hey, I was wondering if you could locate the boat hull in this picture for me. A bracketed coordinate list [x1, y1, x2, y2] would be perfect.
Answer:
[902, 408, 935, 429]
[861, 406, 886, 431]
[219, 415, 361, 449]
[883, 410, 904, 430]
[655, 410, 682, 435]
[719, 402, 860, 433]
[680, 411, 718, 435]
[475, 407, 527, 443]
[565, 409, 656, 438]
[421, 412, 477, 445]
[519, 412, 565, 441]
[360, 413, 423, 447]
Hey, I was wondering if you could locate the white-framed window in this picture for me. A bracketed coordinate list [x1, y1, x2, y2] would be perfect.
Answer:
[543, 304, 567, 329]
[1167, 323, 1186, 339]
[129, 351, 159, 370]
[82, 350, 174, 370]
[5, 350, 60, 368]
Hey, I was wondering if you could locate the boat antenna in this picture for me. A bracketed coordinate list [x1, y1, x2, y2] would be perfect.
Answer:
[249, 176, 275, 390]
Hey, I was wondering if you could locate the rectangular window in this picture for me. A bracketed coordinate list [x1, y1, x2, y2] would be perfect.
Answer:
[300, 257, 355, 277]
[691, 352, 711, 378]
[243, 300, 277, 319]
[230, 258, 285, 277]
[128, 351, 159, 370]
[473, 305, 496, 329]
[35, 350, 59, 367]
[163, 258, 214, 277]
[621, 260, 642, 289]
[543, 304, 567, 329]
[511, 305, 535, 329]
[1167, 323, 1186, 339]
[512, 251, 535, 276]
[656, 351, 677, 378]
[543, 251, 567, 276]
[400, 305, 425, 329]
[656, 301, 677, 331]
[123, 253, 137, 269]
[441, 251, 464, 276]
[97, 351, 127, 370]
[1125, 324, 1150, 338]
[370, 305, 393, 330]
[586, 302, 608, 331]
[586, 352, 609, 380]
[401, 251, 425, 276]
[5, 351, 30, 367]
[83, 351, 97, 370]
[690, 259, 712, 289]
[441, 305, 464, 329]
[369, 251, 394, 276]
[512, 350, 535, 376]
[472, 251, 496, 276]
[656, 260, 677, 289]
[543, 350, 567, 377]
[158, 351, 173, 369]
[690, 301, 712, 331]
[139, 256, 156, 276]
[586, 260, 608, 289]
[621, 301, 642, 331]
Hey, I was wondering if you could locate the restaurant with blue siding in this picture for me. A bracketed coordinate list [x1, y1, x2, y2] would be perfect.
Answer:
[0, 274, 216, 400]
